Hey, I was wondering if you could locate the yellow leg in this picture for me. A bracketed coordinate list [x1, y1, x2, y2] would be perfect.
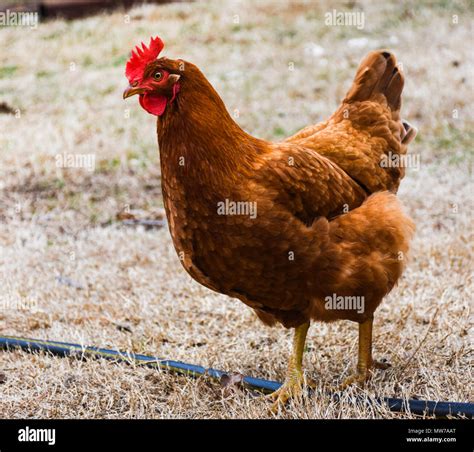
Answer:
[268, 321, 315, 411]
[340, 316, 390, 389]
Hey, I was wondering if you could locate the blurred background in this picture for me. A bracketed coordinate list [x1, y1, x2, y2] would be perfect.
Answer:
[1, 0, 181, 19]
[0, 0, 472, 419]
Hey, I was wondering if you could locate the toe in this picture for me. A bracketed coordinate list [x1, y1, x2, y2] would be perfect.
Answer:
[339, 371, 368, 390]
[267, 375, 313, 411]
[270, 391, 291, 413]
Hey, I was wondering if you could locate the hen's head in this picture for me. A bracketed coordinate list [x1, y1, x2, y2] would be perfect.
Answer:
[123, 36, 181, 116]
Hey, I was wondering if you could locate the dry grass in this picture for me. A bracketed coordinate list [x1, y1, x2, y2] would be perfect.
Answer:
[0, 0, 472, 419]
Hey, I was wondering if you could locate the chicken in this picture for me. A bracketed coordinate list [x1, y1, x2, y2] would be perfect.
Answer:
[123, 37, 417, 409]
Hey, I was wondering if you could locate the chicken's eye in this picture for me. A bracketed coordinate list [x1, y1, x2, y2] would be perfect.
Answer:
[153, 71, 163, 81]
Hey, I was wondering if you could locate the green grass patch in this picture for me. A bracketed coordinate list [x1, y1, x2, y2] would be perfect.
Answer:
[36, 70, 54, 79]
[272, 126, 287, 137]
[0, 66, 18, 78]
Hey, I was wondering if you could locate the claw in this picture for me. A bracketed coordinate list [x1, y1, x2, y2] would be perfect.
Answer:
[339, 359, 391, 390]
[268, 374, 316, 413]
[339, 371, 369, 390]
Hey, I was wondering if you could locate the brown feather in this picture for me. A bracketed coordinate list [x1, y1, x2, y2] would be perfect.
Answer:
[154, 52, 416, 329]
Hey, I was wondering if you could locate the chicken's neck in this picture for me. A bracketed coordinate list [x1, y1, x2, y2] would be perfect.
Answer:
[157, 68, 266, 190]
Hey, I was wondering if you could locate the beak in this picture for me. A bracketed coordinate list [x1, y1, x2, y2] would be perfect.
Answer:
[123, 85, 144, 99]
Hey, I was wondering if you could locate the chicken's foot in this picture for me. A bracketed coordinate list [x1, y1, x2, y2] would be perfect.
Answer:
[339, 316, 390, 389]
[268, 321, 315, 412]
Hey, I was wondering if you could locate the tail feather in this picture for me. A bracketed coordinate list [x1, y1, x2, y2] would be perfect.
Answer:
[343, 50, 418, 179]
[402, 120, 418, 144]
[375, 52, 397, 92]
[344, 50, 405, 117]
[385, 66, 404, 114]
[344, 52, 388, 102]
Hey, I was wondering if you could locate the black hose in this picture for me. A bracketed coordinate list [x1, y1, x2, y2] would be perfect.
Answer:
[0, 335, 472, 418]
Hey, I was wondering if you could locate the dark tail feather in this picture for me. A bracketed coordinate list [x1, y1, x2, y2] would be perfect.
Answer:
[344, 49, 419, 145]
[344, 50, 405, 118]
[402, 120, 418, 144]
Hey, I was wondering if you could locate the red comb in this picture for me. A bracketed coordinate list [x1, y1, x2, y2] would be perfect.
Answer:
[125, 36, 164, 83]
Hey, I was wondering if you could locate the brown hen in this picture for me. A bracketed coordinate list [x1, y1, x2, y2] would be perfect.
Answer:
[123, 37, 416, 408]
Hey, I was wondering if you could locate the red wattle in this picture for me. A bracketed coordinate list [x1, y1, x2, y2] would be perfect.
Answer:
[139, 94, 167, 116]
